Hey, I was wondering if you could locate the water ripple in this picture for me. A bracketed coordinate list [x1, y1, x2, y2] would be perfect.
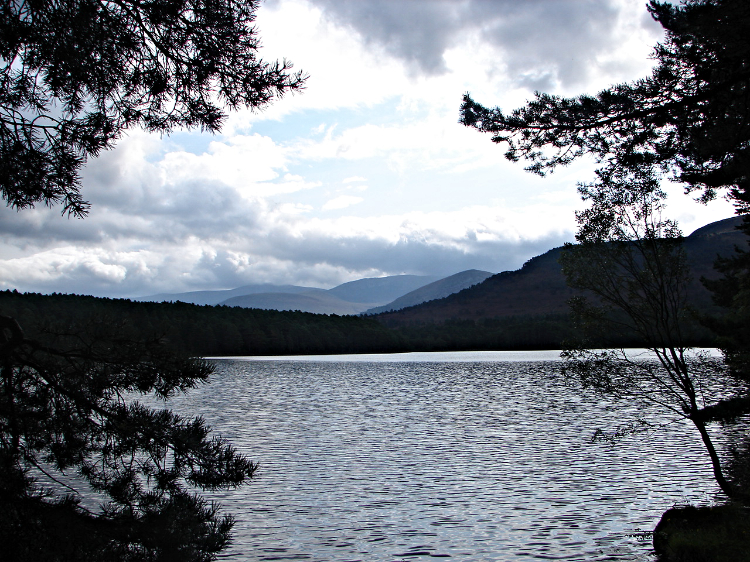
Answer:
[157, 357, 736, 562]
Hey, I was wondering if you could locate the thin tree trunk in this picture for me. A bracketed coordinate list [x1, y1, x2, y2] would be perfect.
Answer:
[691, 417, 745, 501]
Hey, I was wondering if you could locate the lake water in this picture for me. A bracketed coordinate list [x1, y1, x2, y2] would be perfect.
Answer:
[161, 351, 729, 561]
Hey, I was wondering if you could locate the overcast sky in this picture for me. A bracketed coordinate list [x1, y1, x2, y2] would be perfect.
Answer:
[0, 0, 735, 298]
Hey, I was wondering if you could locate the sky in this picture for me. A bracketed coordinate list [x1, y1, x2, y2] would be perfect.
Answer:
[0, 0, 736, 298]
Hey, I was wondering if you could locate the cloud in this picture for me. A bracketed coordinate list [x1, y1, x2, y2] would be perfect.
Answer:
[0, 168, 577, 296]
[292, 117, 474, 168]
[302, 0, 662, 88]
[234, 0, 664, 134]
[155, 135, 322, 200]
[1, 145, 731, 298]
[229, 0, 412, 126]
[241, 205, 575, 282]
[0, 247, 155, 294]
[1, 0, 729, 302]
[303, 0, 460, 75]
[322, 196, 363, 211]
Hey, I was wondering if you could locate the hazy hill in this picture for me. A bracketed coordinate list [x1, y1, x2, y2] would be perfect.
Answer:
[140, 274, 441, 315]
[134, 218, 746, 320]
[217, 275, 440, 314]
[136, 283, 323, 306]
[365, 269, 493, 314]
[214, 275, 435, 315]
[326, 274, 439, 303]
[376, 217, 748, 327]
[220, 291, 380, 315]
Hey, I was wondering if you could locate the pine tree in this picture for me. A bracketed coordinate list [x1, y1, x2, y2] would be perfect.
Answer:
[1, 0, 305, 216]
[0, 1, 305, 558]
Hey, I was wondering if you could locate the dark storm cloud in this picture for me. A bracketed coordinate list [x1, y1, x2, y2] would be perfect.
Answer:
[469, 0, 621, 90]
[252, 223, 570, 280]
[303, 0, 654, 86]
[304, 0, 459, 74]
[0, 177, 261, 249]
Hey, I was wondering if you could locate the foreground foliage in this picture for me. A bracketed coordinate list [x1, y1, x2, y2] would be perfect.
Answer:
[653, 503, 750, 562]
[461, 0, 750, 211]
[0, 313, 257, 561]
[461, 0, 750, 379]
[1, 1, 307, 559]
[701, 216, 750, 381]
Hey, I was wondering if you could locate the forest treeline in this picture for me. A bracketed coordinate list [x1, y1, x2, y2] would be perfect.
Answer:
[0, 290, 719, 356]
[0, 291, 400, 356]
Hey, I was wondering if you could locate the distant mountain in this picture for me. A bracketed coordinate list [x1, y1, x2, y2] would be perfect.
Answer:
[217, 275, 439, 314]
[220, 291, 380, 315]
[326, 275, 439, 303]
[139, 274, 442, 315]
[681, 216, 748, 282]
[365, 269, 493, 314]
[136, 283, 324, 306]
[135, 218, 746, 319]
[376, 217, 748, 327]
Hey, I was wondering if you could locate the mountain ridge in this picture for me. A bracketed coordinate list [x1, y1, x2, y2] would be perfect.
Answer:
[364, 269, 493, 315]
[220, 291, 382, 315]
[136, 274, 448, 314]
[375, 216, 748, 327]
[134, 217, 746, 319]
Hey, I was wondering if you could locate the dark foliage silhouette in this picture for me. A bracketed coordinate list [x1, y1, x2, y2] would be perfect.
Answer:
[460, 0, 750, 380]
[0, 313, 256, 561]
[0, 0, 304, 559]
[461, 0, 750, 501]
[559, 180, 749, 501]
[461, 0, 750, 211]
[0, 0, 305, 216]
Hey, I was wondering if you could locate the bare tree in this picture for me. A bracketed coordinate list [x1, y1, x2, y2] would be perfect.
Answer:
[560, 172, 749, 501]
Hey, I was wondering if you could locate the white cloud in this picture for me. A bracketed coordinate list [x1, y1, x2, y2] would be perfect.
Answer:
[0, 0, 734, 300]
[322, 195, 364, 211]
[248, 0, 664, 125]
[0, 192, 579, 296]
[0, 247, 151, 290]
[290, 116, 490, 172]
[343, 176, 367, 183]
[222, 0, 412, 129]
[155, 134, 311, 199]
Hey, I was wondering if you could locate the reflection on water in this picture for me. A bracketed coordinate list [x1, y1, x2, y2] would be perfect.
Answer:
[158, 354, 726, 561]
[207, 348, 723, 364]
[207, 350, 567, 363]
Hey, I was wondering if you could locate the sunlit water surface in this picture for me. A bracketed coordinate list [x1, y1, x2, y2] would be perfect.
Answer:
[157, 351, 729, 561]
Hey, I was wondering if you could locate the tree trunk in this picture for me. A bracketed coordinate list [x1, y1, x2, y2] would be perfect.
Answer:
[691, 417, 747, 501]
